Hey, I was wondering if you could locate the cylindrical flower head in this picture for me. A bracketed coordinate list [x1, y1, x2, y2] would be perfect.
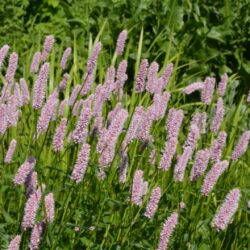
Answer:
[201, 77, 215, 104]
[115, 60, 128, 99]
[68, 84, 81, 106]
[7, 95, 19, 128]
[4, 139, 17, 164]
[116, 30, 127, 55]
[210, 131, 227, 162]
[41, 35, 54, 61]
[87, 42, 102, 74]
[71, 143, 90, 183]
[160, 137, 178, 171]
[25, 171, 38, 198]
[211, 188, 240, 231]
[72, 107, 92, 144]
[136, 59, 148, 93]
[0, 104, 7, 134]
[72, 99, 84, 117]
[166, 108, 184, 139]
[218, 73, 228, 97]
[174, 146, 193, 182]
[119, 153, 128, 183]
[14, 157, 36, 185]
[14, 83, 23, 107]
[159, 63, 174, 90]
[29, 223, 41, 250]
[184, 124, 200, 150]
[8, 235, 21, 250]
[211, 97, 224, 132]
[144, 187, 161, 218]
[5, 52, 18, 84]
[32, 62, 50, 109]
[201, 160, 229, 196]
[45, 192, 55, 223]
[20, 78, 30, 105]
[30, 52, 41, 73]
[0, 44, 10, 70]
[61, 47, 72, 70]
[183, 81, 204, 95]
[58, 73, 69, 92]
[131, 169, 145, 206]
[22, 189, 42, 230]
[36, 93, 58, 134]
[53, 118, 67, 152]
[157, 212, 178, 250]
[231, 131, 250, 161]
[146, 61, 159, 94]
[190, 148, 210, 181]
[80, 72, 95, 96]
[58, 99, 68, 117]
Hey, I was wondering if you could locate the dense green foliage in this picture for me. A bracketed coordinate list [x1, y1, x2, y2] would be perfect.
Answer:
[0, 0, 250, 95]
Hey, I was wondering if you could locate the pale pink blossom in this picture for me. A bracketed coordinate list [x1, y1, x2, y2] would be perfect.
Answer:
[116, 30, 127, 55]
[0, 44, 10, 70]
[144, 187, 161, 218]
[22, 189, 42, 230]
[210, 131, 227, 162]
[211, 97, 224, 132]
[71, 143, 90, 183]
[20, 78, 30, 105]
[166, 108, 184, 139]
[61, 47, 72, 70]
[4, 139, 17, 164]
[41, 35, 54, 61]
[53, 118, 67, 152]
[131, 170, 145, 206]
[5, 52, 18, 84]
[201, 77, 215, 104]
[146, 61, 159, 94]
[30, 52, 41, 73]
[29, 223, 41, 250]
[8, 235, 21, 250]
[87, 42, 102, 74]
[58, 73, 69, 92]
[231, 131, 250, 161]
[218, 73, 228, 97]
[157, 212, 178, 250]
[80, 72, 95, 96]
[183, 81, 203, 95]
[212, 188, 240, 231]
[0, 104, 7, 134]
[136, 59, 148, 93]
[190, 149, 210, 181]
[68, 84, 81, 106]
[200, 112, 207, 134]
[201, 160, 229, 196]
[159, 63, 174, 90]
[45, 193, 55, 223]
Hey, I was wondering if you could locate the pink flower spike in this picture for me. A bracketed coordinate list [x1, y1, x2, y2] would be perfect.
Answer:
[119, 154, 128, 184]
[4, 139, 17, 164]
[80, 72, 95, 96]
[20, 78, 30, 105]
[211, 188, 241, 231]
[58, 73, 69, 92]
[218, 73, 228, 97]
[159, 137, 178, 171]
[53, 118, 67, 152]
[32, 62, 50, 109]
[8, 235, 21, 250]
[68, 84, 81, 106]
[29, 223, 41, 250]
[87, 42, 102, 74]
[231, 131, 250, 161]
[0, 104, 7, 134]
[201, 160, 229, 196]
[22, 189, 42, 230]
[136, 59, 148, 93]
[146, 61, 159, 94]
[14, 83, 23, 107]
[200, 112, 207, 134]
[190, 148, 210, 181]
[116, 30, 127, 56]
[211, 97, 224, 132]
[144, 187, 161, 219]
[166, 108, 184, 139]
[61, 47, 72, 70]
[71, 143, 90, 183]
[183, 82, 204, 95]
[210, 131, 227, 162]
[30, 52, 41, 73]
[131, 169, 145, 206]
[41, 35, 54, 61]
[14, 157, 36, 185]
[45, 192, 55, 223]
[159, 63, 174, 90]
[201, 77, 215, 104]
[0, 44, 10, 70]
[5, 52, 18, 84]
[157, 212, 178, 250]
